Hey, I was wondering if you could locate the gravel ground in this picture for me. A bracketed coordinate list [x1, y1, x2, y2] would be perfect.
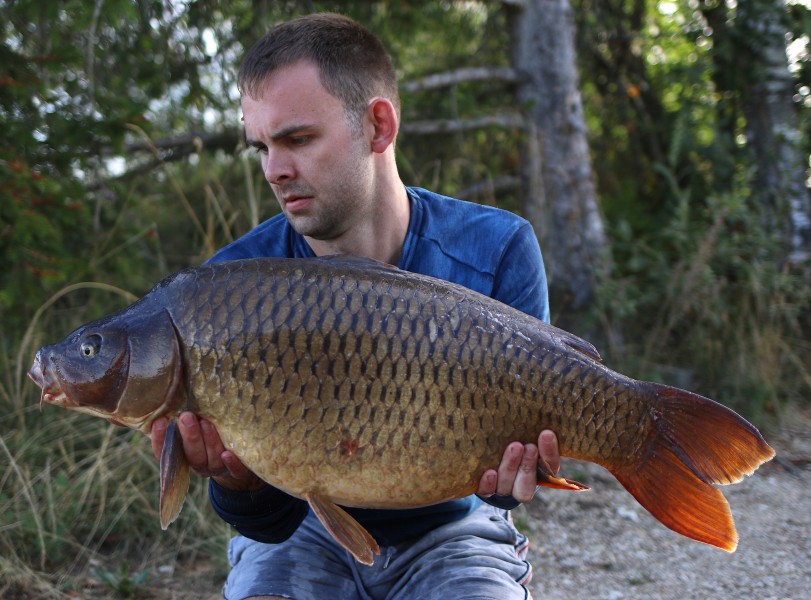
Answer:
[519, 411, 811, 600]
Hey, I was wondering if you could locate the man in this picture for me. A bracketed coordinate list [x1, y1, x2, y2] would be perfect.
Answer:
[150, 13, 560, 600]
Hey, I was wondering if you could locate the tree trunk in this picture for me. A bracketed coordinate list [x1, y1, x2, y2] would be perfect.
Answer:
[737, 0, 811, 265]
[505, 0, 609, 315]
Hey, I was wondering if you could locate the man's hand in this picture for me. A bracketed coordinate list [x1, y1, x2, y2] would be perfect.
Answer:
[476, 430, 560, 503]
[150, 412, 266, 492]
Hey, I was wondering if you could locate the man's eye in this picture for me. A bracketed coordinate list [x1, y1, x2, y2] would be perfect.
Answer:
[252, 144, 267, 154]
[289, 136, 310, 146]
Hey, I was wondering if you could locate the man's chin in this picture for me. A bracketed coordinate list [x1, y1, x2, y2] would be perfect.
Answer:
[286, 216, 331, 240]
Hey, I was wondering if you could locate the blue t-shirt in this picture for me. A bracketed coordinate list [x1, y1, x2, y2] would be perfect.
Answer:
[208, 186, 550, 546]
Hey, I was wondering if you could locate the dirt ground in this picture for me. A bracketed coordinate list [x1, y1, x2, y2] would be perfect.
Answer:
[60, 409, 811, 600]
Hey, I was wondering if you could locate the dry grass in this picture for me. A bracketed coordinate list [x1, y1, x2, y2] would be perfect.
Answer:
[0, 146, 243, 598]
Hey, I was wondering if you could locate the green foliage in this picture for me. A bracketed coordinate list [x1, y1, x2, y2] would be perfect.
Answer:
[598, 179, 811, 416]
[0, 162, 90, 312]
[95, 562, 154, 597]
[572, 0, 810, 417]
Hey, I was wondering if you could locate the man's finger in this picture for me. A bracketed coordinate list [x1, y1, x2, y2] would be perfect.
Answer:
[538, 429, 560, 475]
[178, 412, 209, 472]
[476, 469, 498, 496]
[200, 418, 226, 470]
[150, 417, 167, 460]
[496, 442, 524, 496]
[217, 451, 268, 491]
[512, 444, 539, 503]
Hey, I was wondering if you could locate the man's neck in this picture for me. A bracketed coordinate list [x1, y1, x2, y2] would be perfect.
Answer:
[305, 181, 410, 266]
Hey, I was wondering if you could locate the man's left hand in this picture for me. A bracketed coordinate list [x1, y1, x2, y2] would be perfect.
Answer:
[476, 430, 559, 503]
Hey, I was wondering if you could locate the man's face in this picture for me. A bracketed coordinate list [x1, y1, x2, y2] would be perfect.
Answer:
[241, 60, 374, 241]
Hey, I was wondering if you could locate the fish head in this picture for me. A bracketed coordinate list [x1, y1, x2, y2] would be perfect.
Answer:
[28, 307, 184, 432]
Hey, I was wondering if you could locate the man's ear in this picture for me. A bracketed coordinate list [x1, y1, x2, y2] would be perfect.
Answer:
[367, 98, 399, 153]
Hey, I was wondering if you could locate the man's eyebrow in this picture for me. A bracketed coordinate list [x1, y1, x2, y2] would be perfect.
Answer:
[243, 130, 259, 147]
[244, 124, 318, 147]
[273, 124, 315, 140]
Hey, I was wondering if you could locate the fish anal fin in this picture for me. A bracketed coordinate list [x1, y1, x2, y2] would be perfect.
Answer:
[615, 442, 738, 552]
[159, 419, 190, 529]
[306, 492, 380, 566]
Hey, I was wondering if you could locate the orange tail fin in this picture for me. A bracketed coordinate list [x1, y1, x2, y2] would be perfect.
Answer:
[612, 383, 774, 552]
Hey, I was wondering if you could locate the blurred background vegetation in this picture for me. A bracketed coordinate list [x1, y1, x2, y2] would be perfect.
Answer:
[1, 0, 809, 597]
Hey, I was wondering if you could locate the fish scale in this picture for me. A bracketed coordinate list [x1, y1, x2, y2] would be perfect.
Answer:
[30, 255, 774, 565]
[184, 259, 569, 499]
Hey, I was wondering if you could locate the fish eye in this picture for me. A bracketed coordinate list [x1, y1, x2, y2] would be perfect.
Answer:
[80, 334, 102, 359]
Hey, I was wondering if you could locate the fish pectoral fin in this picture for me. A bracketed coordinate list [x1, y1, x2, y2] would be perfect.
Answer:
[536, 463, 590, 491]
[305, 492, 380, 566]
[159, 419, 190, 529]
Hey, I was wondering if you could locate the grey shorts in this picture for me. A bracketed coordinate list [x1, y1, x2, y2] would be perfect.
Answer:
[223, 502, 533, 600]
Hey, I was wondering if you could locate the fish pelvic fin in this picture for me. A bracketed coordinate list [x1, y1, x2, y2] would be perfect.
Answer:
[537, 461, 590, 491]
[536, 473, 590, 491]
[159, 419, 190, 529]
[305, 492, 380, 566]
[614, 383, 775, 552]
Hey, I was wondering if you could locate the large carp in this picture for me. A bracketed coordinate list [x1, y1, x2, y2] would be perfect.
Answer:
[29, 256, 774, 565]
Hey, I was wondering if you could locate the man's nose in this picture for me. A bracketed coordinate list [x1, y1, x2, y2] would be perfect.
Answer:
[263, 150, 294, 184]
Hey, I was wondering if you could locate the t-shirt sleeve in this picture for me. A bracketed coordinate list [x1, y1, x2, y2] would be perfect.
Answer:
[209, 481, 309, 543]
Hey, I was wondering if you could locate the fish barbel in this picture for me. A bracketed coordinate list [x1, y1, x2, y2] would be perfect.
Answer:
[28, 256, 774, 565]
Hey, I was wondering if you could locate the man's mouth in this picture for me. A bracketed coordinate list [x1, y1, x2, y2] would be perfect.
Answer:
[283, 195, 313, 213]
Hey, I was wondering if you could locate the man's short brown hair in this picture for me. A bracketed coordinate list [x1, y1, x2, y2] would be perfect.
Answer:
[238, 13, 400, 129]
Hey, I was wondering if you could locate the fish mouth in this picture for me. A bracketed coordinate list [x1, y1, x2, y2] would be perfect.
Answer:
[28, 355, 71, 410]
[28, 359, 46, 389]
[28, 364, 136, 426]
[28, 351, 146, 429]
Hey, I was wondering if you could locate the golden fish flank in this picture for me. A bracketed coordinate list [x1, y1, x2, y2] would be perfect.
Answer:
[29, 255, 774, 566]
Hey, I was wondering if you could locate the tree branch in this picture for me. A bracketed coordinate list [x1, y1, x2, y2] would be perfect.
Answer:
[90, 129, 242, 187]
[401, 66, 523, 92]
[401, 113, 526, 135]
[457, 175, 520, 200]
[108, 110, 525, 181]
[123, 129, 242, 155]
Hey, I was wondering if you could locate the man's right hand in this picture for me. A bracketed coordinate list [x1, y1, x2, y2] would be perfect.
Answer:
[150, 412, 267, 492]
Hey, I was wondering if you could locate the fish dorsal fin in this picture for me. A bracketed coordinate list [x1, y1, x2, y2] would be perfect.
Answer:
[305, 492, 380, 566]
[159, 419, 190, 529]
[548, 324, 602, 362]
[315, 254, 399, 272]
[316, 255, 601, 363]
